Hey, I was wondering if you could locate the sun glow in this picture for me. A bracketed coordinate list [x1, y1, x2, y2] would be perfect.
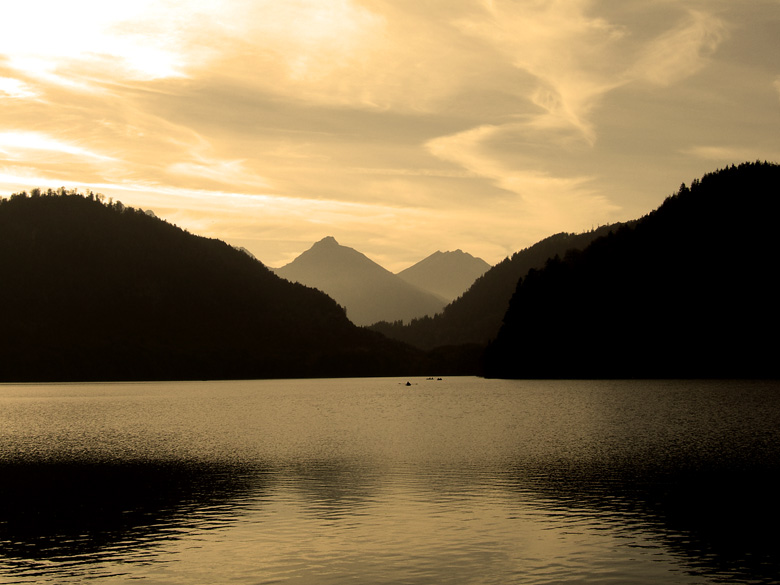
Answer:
[0, 1, 195, 82]
[0, 1, 774, 269]
[0, 131, 112, 160]
[0, 77, 37, 99]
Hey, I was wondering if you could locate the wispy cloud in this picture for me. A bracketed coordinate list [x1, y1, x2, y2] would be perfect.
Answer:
[200, 0, 487, 112]
[632, 10, 728, 86]
[0, 131, 114, 160]
[0, 77, 37, 99]
[426, 123, 618, 233]
[168, 158, 271, 190]
[423, 1, 730, 235]
[0, 1, 772, 267]
[454, 0, 628, 143]
[0, 1, 203, 85]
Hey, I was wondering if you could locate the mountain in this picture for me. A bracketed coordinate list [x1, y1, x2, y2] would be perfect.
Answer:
[0, 191, 429, 382]
[368, 224, 621, 350]
[274, 237, 447, 326]
[484, 161, 780, 379]
[396, 250, 490, 302]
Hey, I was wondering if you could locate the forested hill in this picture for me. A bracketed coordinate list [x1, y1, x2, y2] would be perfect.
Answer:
[368, 224, 621, 350]
[0, 190, 427, 381]
[484, 161, 780, 379]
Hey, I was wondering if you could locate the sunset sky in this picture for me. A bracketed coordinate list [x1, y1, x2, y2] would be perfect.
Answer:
[1, 1, 778, 271]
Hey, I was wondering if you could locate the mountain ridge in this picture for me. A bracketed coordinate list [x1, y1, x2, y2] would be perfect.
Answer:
[0, 192, 430, 381]
[275, 237, 447, 326]
[3, 161, 777, 381]
[396, 249, 490, 302]
[368, 224, 622, 350]
[484, 161, 780, 378]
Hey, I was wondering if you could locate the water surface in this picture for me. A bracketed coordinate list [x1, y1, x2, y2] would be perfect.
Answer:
[1, 377, 778, 584]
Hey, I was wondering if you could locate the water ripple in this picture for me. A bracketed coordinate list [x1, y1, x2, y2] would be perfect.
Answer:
[1, 378, 779, 584]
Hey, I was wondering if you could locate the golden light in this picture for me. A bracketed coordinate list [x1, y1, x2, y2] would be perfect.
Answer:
[0, 0, 193, 82]
[0, 131, 113, 160]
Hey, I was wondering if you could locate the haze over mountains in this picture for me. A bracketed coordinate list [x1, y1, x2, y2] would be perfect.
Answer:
[0, 193, 429, 381]
[1, 161, 778, 381]
[274, 237, 487, 326]
[484, 161, 780, 379]
[396, 250, 490, 302]
[369, 226, 621, 350]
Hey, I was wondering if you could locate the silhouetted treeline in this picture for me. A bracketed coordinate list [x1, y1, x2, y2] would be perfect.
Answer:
[4, 162, 778, 381]
[484, 161, 780, 378]
[0, 189, 429, 381]
[368, 225, 621, 350]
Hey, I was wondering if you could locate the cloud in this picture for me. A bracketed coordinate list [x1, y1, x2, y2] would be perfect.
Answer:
[426, 123, 619, 234]
[422, 2, 731, 237]
[0, 131, 113, 161]
[454, 0, 628, 143]
[421, 0, 635, 228]
[201, 0, 488, 112]
[167, 157, 272, 191]
[446, 2, 728, 144]
[0, 1, 204, 85]
[0, 0, 771, 269]
[0, 0, 489, 113]
[0, 77, 37, 99]
[416, 1, 633, 234]
[632, 9, 727, 86]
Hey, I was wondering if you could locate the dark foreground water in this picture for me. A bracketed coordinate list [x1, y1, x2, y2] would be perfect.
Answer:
[0, 377, 778, 584]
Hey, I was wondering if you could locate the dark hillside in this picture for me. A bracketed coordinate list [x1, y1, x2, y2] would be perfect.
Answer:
[484, 161, 780, 378]
[0, 190, 426, 381]
[369, 225, 621, 350]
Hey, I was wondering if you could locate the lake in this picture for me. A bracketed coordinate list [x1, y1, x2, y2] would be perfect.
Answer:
[0, 377, 778, 584]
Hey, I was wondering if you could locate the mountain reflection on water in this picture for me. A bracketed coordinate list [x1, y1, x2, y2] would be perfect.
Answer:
[508, 458, 780, 584]
[0, 378, 778, 585]
[0, 458, 262, 563]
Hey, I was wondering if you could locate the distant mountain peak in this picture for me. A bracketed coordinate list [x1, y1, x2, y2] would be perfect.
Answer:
[396, 249, 490, 302]
[275, 238, 446, 326]
[432, 249, 466, 257]
[0, 191, 430, 381]
[315, 236, 339, 247]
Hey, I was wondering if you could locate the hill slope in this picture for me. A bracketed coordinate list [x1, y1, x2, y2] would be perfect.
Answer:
[369, 225, 620, 350]
[396, 250, 490, 302]
[275, 237, 447, 326]
[0, 192, 427, 381]
[484, 161, 780, 378]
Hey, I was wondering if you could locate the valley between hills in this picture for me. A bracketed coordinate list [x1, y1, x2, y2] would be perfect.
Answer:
[1, 161, 778, 381]
[273, 236, 490, 327]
